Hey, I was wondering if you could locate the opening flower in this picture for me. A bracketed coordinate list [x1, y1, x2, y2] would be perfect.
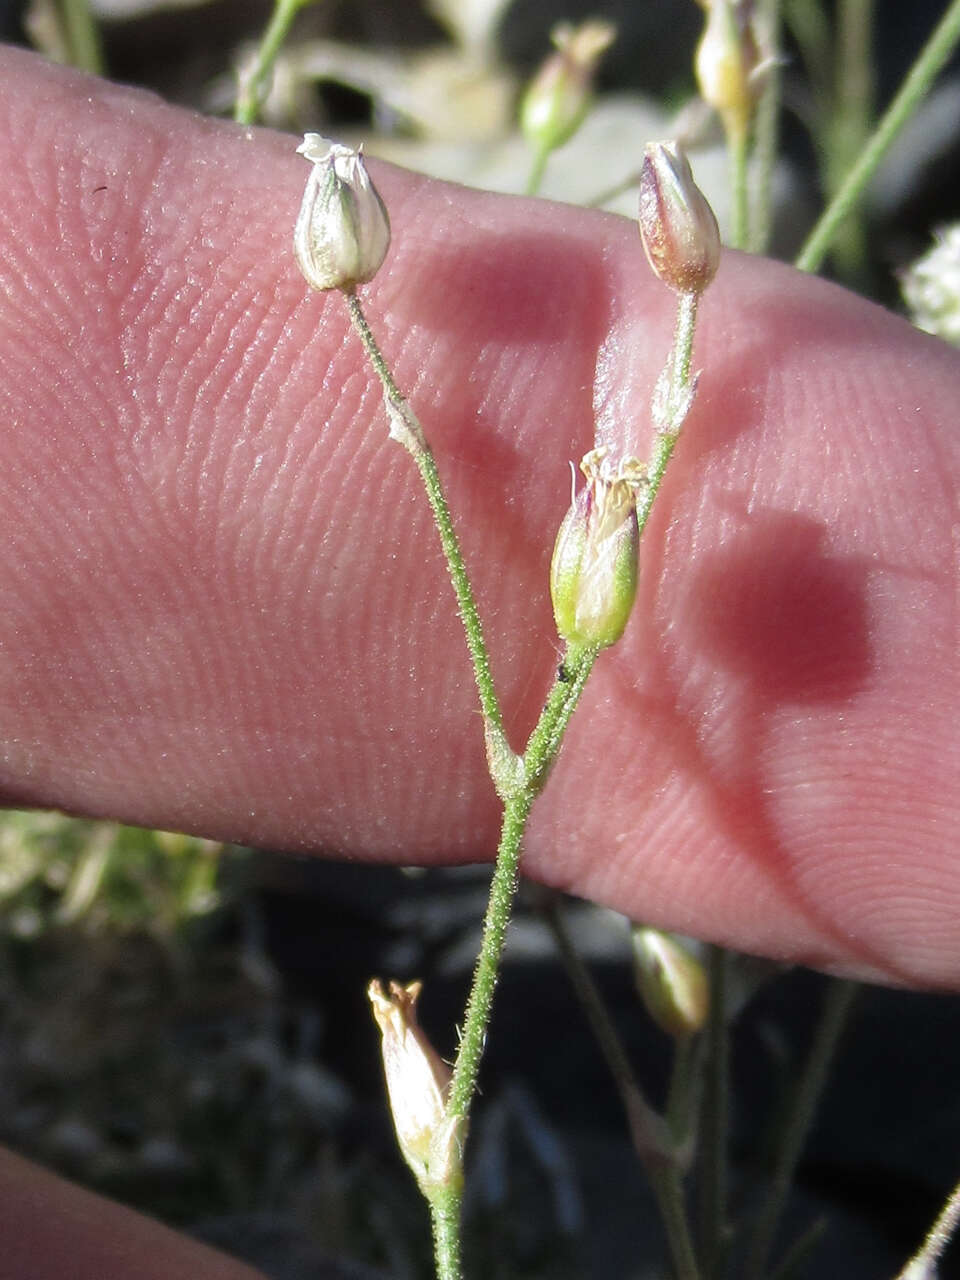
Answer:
[294, 134, 391, 293]
[550, 448, 645, 651]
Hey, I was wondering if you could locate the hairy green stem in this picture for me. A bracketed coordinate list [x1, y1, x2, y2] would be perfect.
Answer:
[429, 1186, 463, 1280]
[234, 0, 318, 126]
[433, 646, 596, 1279]
[743, 978, 858, 1280]
[895, 1174, 960, 1280]
[636, 290, 698, 538]
[344, 292, 507, 764]
[796, 0, 960, 273]
[447, 645, 596, 1123]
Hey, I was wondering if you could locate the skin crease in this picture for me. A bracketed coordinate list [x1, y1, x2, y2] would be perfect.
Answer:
[0, 40, 958, 1280]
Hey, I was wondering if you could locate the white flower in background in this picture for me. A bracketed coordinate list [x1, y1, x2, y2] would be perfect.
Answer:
[294, 134, 391, 293]
[901, 224, 960, 347]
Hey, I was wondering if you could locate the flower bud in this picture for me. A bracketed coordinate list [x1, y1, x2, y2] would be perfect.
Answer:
[638, 141, 720, 295]
[550, 448, 643, 651]
[632, 928, 709, 1038]
[367, 979, 464, 1194]
[520, 19, 616, 157]
[694, 0, 762, 146]
[294, 135, 391, 293]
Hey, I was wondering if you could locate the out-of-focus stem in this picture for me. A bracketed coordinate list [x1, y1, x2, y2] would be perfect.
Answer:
[744, 979, 858, 1280]
[235, 0, 318, 126]
[796, 0, 960, 273]
[750, 0, 782, 254]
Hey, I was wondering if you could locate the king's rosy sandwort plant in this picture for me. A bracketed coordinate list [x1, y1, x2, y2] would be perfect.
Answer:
[291, 129, 719, 1280]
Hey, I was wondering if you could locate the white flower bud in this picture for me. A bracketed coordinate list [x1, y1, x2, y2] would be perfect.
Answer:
[294, 134, 391, 293]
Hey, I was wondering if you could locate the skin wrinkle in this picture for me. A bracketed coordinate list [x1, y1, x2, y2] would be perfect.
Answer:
[1, 48, 960, 985]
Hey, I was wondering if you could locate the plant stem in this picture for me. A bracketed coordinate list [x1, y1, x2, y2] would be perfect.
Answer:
[749, 0, 782, 254]
[656, 1166, 703, 1280]
[766, 1216, 828, 1280]
[344, 291, 507, 761]
[522, 642, 597, 792]
[543, 896, 671, 1165]
[446, 790, 533, 1121]
[666, 1033, 701, 1153]
[895, 1174, 960, 1279]
[697, 945, 730, 1278]
[429, 1186, 463, 1280]
[728, 127, 752, 252]
[234, 0, 317, 126]
[544, 897, 700, 1279]
[432, 647, 597, 1280]
[60, 0, 104, 75]
[795, 0, 960, 274]
[822, 0, 875, 280]
[783, 0, 832, 108]
[525, 146, 551, 197]
[637, 290, 698, 537]
[446, 646, 596, 1124]
[743, 978, 858, 1280]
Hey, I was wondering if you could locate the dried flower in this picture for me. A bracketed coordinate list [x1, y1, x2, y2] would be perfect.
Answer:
[367, 979, 464, 1194]
[550, 448, 644, 651]
[520, 19, 616, 158]
[294, 135, 391, 293]
[638, 141, 720, 295]
[632, 927, 709, 1038]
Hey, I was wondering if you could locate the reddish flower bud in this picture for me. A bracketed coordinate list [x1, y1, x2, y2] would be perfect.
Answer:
[638, 141, 721, 295]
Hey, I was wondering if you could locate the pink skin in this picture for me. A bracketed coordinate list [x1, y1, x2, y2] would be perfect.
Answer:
[1, 42, 960, 1279]
[0, 43, 959, 1002]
